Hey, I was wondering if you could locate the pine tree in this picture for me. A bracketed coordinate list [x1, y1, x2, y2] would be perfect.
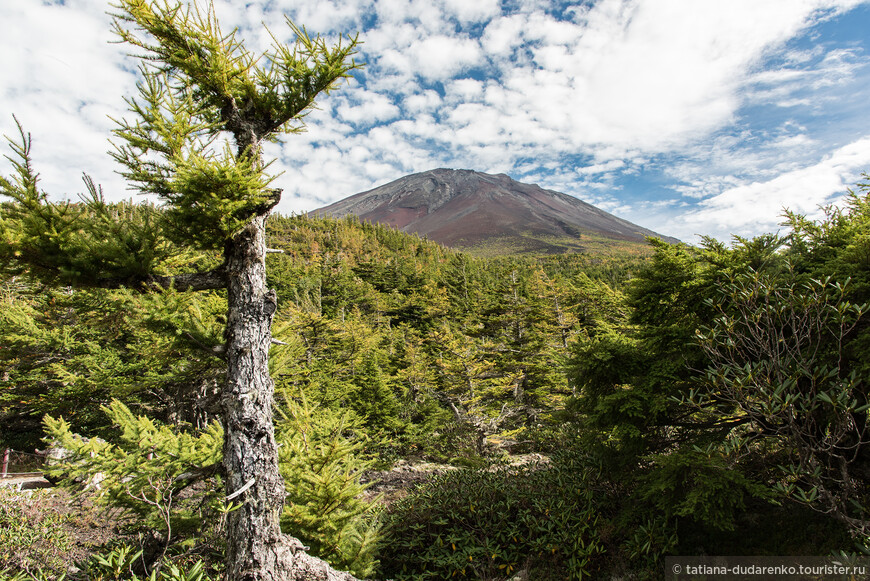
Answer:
[43, 400, 225, 551]
[0, 1, 361, 579]
[351, 351, 404, 436]
[428, 323, 517, 454]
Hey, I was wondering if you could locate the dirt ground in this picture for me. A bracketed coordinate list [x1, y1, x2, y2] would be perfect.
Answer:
[0, 482, 126, 576]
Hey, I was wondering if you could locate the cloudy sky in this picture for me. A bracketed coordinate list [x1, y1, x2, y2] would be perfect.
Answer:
[2, 0, 870, 243]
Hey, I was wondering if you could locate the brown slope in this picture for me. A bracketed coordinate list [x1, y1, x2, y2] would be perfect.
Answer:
[313, 168, 678, 254]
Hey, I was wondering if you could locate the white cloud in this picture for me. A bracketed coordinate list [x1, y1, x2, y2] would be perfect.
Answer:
[576, 160, 626, 176]
[337, 90, 400, 125]
[212, 0, 374, 40]
[480, 15, 527, 57]
[426, 0, 870, 168]
[440, 0, 500, 23]
[381, 35, 483, 81]
[404, 90, 443, 114]
[2, 0, 870, 248]
[528, 1, 813, 148]
[772, 134, 817, 149]
[0, 0, 138, 197]
[371, 0, 453, 31]
[447, 79, 484, 101]
[746, 47, 864, 109]
[668, 137, 870, 242]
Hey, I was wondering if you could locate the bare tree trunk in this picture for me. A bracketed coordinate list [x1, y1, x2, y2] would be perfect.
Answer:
[222, 215, 360, 580]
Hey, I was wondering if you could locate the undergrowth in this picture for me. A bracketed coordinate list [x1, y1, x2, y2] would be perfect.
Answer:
[378, 449, 604, 580]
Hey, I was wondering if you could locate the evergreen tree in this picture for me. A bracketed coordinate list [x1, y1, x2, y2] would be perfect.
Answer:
[43, 400, 225, 553]
[350, 351, 404, 436]
[428, 323, 517, 454]
[0, 281, 225, 449]
[277, 395, 381, 578]
[0, 1, 361, 579]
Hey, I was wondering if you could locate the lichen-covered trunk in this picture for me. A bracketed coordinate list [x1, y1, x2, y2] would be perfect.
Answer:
[223, 214, 289, 579]
[222, 216, 360, 581]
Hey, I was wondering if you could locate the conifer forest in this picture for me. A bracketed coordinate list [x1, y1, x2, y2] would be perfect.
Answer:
[2, 1, 870, 580]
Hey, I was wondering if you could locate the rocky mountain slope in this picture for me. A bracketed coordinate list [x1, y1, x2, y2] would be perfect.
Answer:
[313, 168, 677, 254]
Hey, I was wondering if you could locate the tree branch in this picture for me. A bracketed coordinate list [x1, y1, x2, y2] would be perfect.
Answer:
[142, 266, 228, 291]
[173, 462, 223, 492]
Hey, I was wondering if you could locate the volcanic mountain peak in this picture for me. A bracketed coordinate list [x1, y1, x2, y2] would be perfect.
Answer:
[314, 168, 677, 255]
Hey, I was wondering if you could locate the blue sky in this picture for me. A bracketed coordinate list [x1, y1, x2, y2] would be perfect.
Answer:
[2, 0, 870, 243]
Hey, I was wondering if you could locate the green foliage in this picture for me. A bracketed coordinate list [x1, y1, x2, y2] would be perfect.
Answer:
[108, 0, 361, 250]
[262, 215, 634, 461]
[277, 395, 381, 578]
[0, 488, 73, 578]
[2, 2, 366, 579]
[676, 497, 852, 557]
[693, 268, 870, 536]
[268, 217, 648, 460]
[566, 186, 870, 567]
[0, 543, 215, 581]
[567, 238, 751, 495]
[615, 514, 680, 580]
[109, 63, 278, 250]
[0, 571, 60, 581]
[43, 400, 223, 548]
[0, 122, 184, 287]
[0, 280, 225, 450]
[79, 544, 213, 581]
[349, 352, 404, 436]
[42, 396, 380, 576]
[379, 451, 603, 580]
[634, 449, 772, 532]
[82, 544, 143, 581]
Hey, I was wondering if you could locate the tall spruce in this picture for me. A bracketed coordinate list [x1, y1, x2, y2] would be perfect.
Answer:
[0, 1, 361, 579]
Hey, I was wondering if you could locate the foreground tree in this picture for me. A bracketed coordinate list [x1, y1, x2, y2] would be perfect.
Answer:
[0, 1, 361, 579]
[695, 268, 870, 537]
[568, 192, 870, 561]
[690, 193, 870, 539]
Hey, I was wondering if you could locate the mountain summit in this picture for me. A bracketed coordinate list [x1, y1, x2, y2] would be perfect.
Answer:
[313, 169, 677, 254]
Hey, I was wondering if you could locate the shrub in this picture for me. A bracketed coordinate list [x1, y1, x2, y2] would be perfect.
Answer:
[277, 395, 382, 578]
[42, 396, 380, 576]
[80, 545, 214, 581]
[378, 450, 603, 580]
[42, 400, 224, 561]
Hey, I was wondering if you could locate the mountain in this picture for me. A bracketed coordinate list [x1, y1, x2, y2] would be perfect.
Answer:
[312, 168, 678, 255]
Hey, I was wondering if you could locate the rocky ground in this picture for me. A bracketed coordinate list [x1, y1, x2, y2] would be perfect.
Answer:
[0, 474, 52, 489]
[360, 459, 455, 504]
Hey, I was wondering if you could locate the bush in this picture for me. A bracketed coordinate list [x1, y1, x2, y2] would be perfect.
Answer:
[277, 395, 381, 578]
[378, 450, 603, 580]
[0, 545, 216, 581]
[42, 400, 225, 563]
[80, 545, 214, 581]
